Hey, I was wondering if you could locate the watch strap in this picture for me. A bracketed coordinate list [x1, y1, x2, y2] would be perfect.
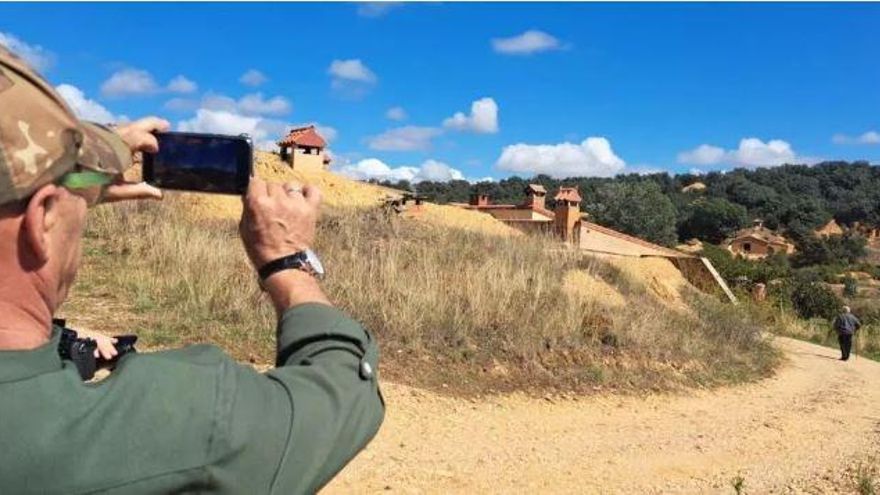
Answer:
[258, 252, 312, 281]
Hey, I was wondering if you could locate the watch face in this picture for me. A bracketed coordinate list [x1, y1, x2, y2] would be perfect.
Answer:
[305, 249, 325, 275]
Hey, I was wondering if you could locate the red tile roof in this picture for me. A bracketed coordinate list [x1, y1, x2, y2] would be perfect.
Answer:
[554, 187, 582, 203]
[278, 126, 326, 148]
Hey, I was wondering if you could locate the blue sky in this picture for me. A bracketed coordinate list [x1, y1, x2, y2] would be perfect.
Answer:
[2, 2, 879, 182]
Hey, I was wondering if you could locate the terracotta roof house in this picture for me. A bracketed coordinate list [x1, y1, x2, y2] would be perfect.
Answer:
[453, 184, 737, 303]
[815, 218, 844, 238]
[457, 185, 689, 258]
[277, 126, 330, 170]
[724, 220, 796, 260]
[455, 184, 556, 235]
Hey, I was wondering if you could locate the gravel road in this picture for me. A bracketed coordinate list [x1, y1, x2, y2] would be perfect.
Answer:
[325, 337, 880, 494]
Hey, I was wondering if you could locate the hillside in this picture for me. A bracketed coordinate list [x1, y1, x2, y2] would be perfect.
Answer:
[63, 155, 781, 396]
[179, 152, 519, 238]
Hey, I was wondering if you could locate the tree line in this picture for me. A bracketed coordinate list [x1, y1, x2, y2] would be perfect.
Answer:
[372, 161, 880, 250]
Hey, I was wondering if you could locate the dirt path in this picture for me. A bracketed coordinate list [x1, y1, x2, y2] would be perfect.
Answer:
[325, 337, 880, 494]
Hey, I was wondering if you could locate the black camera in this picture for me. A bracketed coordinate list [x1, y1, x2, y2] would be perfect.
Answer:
[55, 319, 138, 381]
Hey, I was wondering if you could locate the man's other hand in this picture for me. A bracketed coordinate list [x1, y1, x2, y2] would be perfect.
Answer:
[115, 117, 170, 154]
[74, 329, 119, 361]
[100, 117, 170, 204]
[239, 177, 322, 269]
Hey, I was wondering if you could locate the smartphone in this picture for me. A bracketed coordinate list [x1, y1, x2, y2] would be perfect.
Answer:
[143, 132, 253, 195]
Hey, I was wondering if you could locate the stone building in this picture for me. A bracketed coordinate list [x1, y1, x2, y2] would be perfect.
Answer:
[277, 126, 331, 170]
[724, 220, 796, 260]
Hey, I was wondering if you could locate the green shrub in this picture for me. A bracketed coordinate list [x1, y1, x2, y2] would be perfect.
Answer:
[843, 276, 859, 298]
[790, 281, 843, 320]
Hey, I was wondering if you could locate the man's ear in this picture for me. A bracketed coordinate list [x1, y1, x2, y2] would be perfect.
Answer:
[21, 184, 62, 265]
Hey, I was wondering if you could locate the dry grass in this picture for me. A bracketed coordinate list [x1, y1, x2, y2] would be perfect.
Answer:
[68, 196, 779, 395]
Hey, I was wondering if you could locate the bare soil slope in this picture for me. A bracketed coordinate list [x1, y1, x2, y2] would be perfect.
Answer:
[325, 337, 880, 494]
[180, 152, 519, 237]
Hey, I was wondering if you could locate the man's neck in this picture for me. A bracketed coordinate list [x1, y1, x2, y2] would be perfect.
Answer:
[0, 290, 52, 351]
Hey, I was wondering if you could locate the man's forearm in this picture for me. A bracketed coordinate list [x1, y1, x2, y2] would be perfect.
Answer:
[263, 270, 331, 317]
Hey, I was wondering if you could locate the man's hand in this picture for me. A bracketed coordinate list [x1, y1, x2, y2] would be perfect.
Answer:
[101, 116, 171, 203]
[74, 329, 119, 361]
[239, 177, 329, 313]
[239, 177, 321, 269]
[115, 117, 170, 154]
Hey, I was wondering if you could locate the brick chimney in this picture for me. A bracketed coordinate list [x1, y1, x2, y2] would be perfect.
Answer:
[523, 184, 547, 211]
[554, 187, 582, 243]
[470, 193, 490, 207]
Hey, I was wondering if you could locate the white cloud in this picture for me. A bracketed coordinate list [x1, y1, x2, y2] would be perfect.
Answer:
[167, 75, 197, 94]
[328, 59, 377, 83]
[201, 92, 291, 116]
[177, 109, 289, 151]
[337, 158, 464, 183]
[367, 126, 442, 151]
[163, 97, 199, 112]
[496, 137, 626, 178]
[443, 97, 499, 134]
[417, 159, 466, 181]
[678, 138, 804, 169]
[239, 69, 268, 87]
[677, 144, 726, 166]
[491, 30, 563, 55]
[0, 32, 54, 71]
[386, 106, 408, 121]
[100, 68, 160, 97]
[729, 138, 798, 167]
[328, 59, 377, 98]
[357, 2, 402, 18]
[56, 84, 125, 123]
[832, 131, 880, 145]
[237, 93, 292, 116]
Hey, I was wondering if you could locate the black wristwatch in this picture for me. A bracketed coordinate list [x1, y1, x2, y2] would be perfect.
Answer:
[258, 249, 325, 281]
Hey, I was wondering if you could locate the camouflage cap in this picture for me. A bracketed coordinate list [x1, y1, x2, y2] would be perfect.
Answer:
[0, 45, 132, 205]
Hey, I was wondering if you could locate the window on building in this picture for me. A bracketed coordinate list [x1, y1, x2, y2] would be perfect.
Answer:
[743, 242, 752, 252]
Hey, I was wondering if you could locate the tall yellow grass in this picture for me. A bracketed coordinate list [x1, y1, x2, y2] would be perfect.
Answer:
[72, 197, 779, 394]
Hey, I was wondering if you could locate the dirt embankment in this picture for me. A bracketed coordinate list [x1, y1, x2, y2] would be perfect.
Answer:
[326, 338, 880, 494]
[179, 152, 520, 238]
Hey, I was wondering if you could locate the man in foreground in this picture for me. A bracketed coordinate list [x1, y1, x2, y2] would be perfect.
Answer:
[0, 46, 383, 493]
[832, 305, 861, 361]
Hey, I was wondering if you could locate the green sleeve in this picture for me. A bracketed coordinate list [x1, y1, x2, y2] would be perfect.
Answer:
[214, 303, 385, 495]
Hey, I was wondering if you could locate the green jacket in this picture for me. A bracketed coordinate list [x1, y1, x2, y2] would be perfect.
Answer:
[0, 303, 384, 494]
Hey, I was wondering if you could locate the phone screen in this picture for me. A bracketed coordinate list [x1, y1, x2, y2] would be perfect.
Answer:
[144, 132, 252, 195]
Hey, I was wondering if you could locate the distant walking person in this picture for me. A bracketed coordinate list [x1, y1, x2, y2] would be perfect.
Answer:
[832, 306, 861, 361]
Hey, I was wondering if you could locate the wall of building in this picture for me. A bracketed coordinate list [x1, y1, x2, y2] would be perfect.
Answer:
[291, 148, 327, 170]
[555, 206, 579, 242]
[488, 209, 551, 221]
[577, 224, 673, 257]
[727, 238, 795, 259]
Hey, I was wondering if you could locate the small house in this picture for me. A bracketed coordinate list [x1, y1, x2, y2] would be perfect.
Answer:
[277, 126, 330, 170]
[725, 220, 796, 260]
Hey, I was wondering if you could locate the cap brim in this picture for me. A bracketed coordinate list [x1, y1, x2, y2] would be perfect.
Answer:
[77, 121, 132, 175]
